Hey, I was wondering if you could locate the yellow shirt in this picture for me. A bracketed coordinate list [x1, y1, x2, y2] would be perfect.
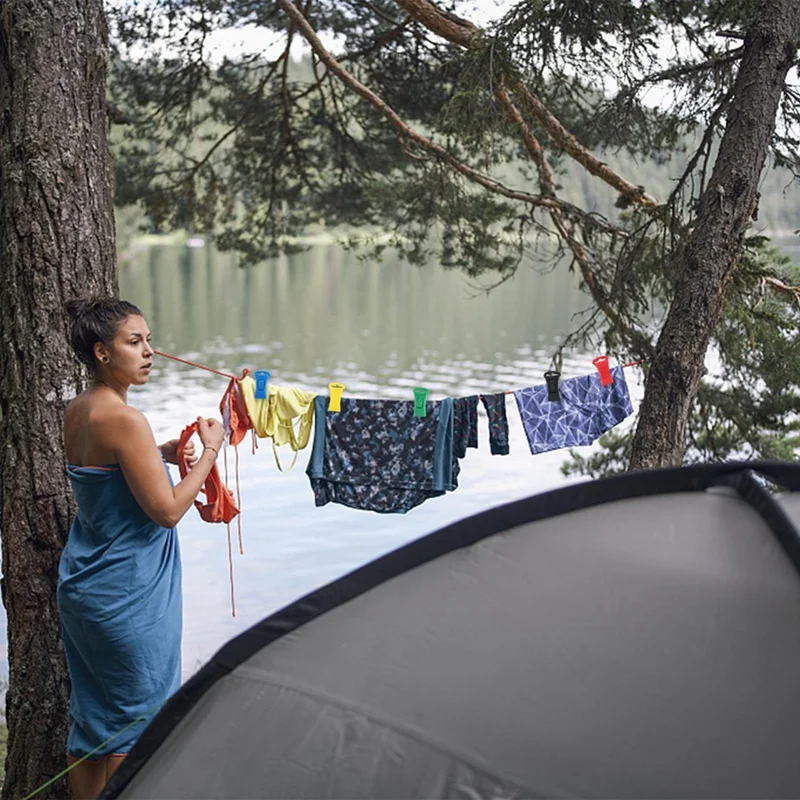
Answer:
[239, 377, 317, 469]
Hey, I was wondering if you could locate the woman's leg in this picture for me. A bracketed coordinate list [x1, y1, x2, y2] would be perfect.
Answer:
[105, 754, 127, 783]
[67, 755, 107, 800]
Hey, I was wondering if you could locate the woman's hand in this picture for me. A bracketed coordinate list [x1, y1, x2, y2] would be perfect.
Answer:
[159, 438, 197, 467]
[196, 416, 225, 459]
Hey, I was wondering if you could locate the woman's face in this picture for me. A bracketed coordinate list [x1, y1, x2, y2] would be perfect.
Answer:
[101, 314, 154, 386]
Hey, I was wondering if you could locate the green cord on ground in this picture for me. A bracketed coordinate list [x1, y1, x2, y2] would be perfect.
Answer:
[23, 701, 164, 800]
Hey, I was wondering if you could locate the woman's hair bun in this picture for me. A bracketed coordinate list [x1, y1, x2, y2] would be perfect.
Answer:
[65, 296, 144, 368]
[65, 297, 96, 323]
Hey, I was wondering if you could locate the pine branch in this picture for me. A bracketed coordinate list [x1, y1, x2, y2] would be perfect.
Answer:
[511, 83, 659, 209]
[392, 0, 478, 47]
[495, 81, 654, 357]
[625, 47, 744, 92]
[763, 275, 800, 306]
[154, 57, 284, 194]
[275, 0, 561, 212]
[393, 0, 660, 210]
[279, 7, 312, 183]
[339, 17, 412, 62]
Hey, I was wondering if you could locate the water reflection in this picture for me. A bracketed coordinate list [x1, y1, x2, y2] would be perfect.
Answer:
[0, 242, 639, 679]
[115, 241, 636, 676]
[0, 233, 793, 689]
[123, 242, 593, 392]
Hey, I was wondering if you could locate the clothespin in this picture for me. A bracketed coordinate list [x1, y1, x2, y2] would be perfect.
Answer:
[253, 370, 271, 400]
[544, 371, 561, 402]
[544, 350, 563, 403]
[413, 387, 429, 417]
[328, 382, 345, 412]
[592, 355, 614, 386]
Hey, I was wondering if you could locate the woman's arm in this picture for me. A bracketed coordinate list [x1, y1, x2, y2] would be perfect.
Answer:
[111, 407, 224, 528]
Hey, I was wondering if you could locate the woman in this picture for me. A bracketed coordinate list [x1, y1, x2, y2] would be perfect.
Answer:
[58, 297, 225, 799]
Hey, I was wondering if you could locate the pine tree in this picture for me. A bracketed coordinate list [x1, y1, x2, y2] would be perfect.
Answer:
[108, 0, 800, 468]
[0, 1, 117, 796]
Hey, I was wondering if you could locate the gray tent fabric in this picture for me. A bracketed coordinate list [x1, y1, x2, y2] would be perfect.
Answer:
[103, 462, 800, 800]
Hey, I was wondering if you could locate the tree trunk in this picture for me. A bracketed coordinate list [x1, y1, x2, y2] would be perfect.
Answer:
[0, 1, 117, 796]
[629, 0, 800, 470]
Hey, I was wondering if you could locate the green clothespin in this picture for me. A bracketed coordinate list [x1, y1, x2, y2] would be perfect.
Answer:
[413, 387, 429, 417]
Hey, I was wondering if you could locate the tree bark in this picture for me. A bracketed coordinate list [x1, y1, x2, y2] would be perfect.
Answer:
[0, 1, 117, 796]
[628, 0, 800, 470]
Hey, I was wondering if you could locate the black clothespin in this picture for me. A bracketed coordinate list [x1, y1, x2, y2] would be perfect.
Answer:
[544, 370, 561, 402]
[545, 351, 563, 403]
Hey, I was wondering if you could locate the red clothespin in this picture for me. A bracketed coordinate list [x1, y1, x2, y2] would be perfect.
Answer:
[592, 355, 614, 386]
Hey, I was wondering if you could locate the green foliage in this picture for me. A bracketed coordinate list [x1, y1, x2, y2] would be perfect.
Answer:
[107, 0, 800, 267]
[563, 238, 800, 477]
[107, 0, 800, 472]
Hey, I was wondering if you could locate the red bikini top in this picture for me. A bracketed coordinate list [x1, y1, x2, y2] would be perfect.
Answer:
[177, 422, 240, 524]
[220, 374, 252, 447]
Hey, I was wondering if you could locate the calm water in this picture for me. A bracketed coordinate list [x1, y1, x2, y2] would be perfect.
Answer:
[3, 235, 798, 676]
[116, 239, 642, 677]
[4, 235, 799, 677]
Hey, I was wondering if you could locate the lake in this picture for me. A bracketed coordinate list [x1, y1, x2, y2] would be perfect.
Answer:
[3, 234, 798, 678]
[118, 237, 634, 677]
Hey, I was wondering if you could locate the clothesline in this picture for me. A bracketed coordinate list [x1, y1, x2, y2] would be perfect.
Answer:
[152, 349, 648, 396]
[152, 347, 642, 618]
[153, 349, 239, 380]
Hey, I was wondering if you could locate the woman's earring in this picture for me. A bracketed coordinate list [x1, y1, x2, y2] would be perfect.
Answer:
[100, 355, 110, 364]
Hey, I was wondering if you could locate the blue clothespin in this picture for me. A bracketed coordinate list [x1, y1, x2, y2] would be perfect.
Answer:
[254, 370, 271, 400]
[413, 387, 430, 417]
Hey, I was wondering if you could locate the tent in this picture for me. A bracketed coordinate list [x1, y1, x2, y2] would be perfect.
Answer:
[103, 462, 800, 799]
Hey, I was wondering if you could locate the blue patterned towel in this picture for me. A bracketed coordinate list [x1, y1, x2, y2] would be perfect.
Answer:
[513, 366, 633, 455]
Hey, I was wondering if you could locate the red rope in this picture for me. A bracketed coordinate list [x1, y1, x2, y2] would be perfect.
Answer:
[220, 435, 245, 613]
[156, 346, 648, 397]
[235, 445, 243, 555]
[500, 358, 648, 394]
[158, 348, 240, 616]
[222, 448, 236, 617]
[225, 519, 236, 618]
[153, 349, 237, 380]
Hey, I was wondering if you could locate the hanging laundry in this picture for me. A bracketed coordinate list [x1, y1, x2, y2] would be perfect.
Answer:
[240, 375, 317, 471]
[452, 393, 510, 461]
[450, 395, 479, 491]
[307, 396, 455, 513]
[513, 366, 633, 455]
[479, 393, 511, 455]
[452, 395, 479, 459]
[218, 373, 251, 562]
[219, 375, 252, 447]
[177, 422, 240, 524]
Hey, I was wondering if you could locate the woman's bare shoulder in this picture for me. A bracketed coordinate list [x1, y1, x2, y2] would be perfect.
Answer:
[93, 400, 149, 438]
[66, 390, 144, 427]
[65, 392, 153, 462]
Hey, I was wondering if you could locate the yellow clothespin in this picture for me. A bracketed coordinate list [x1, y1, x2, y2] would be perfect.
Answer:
[328, 382, 345, 412]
